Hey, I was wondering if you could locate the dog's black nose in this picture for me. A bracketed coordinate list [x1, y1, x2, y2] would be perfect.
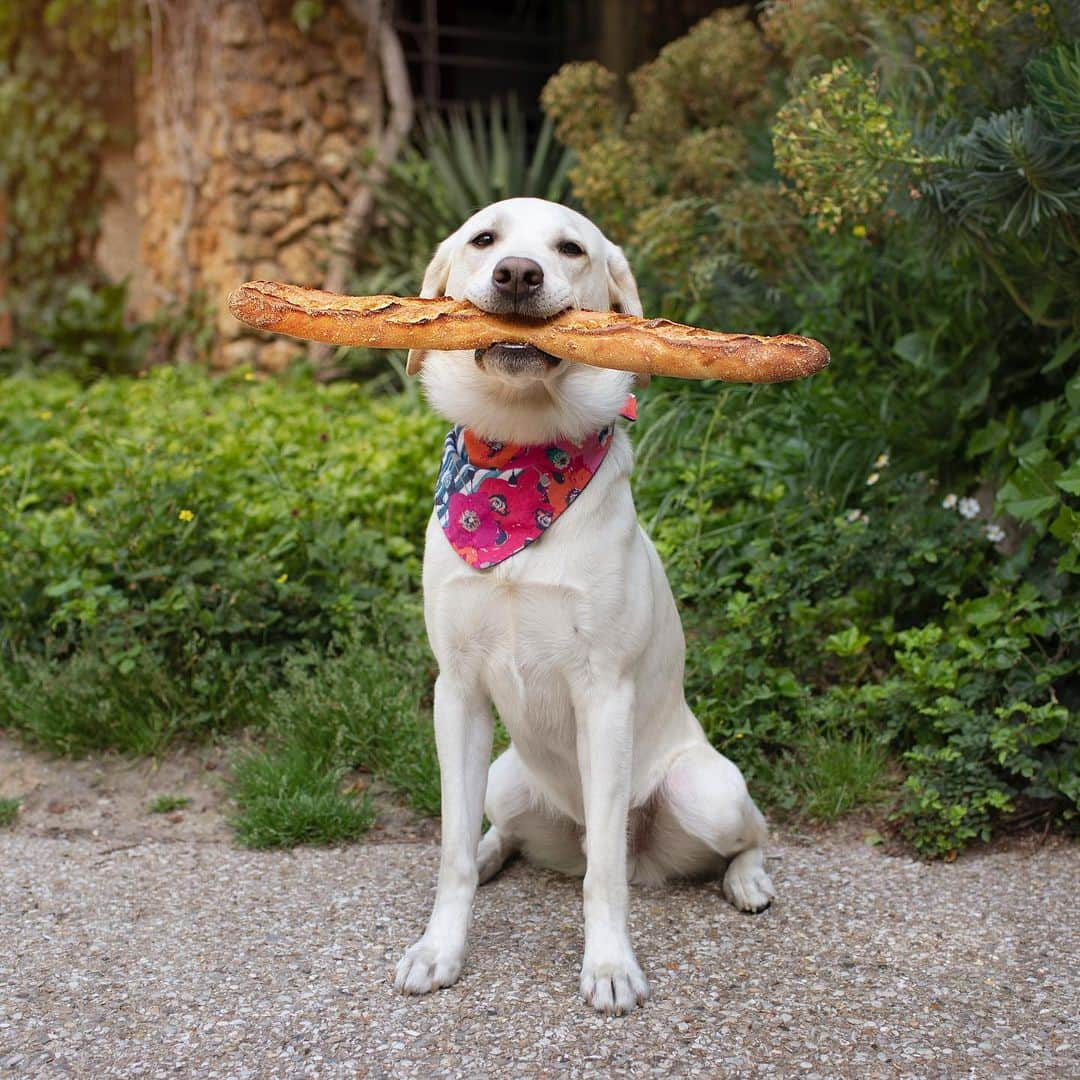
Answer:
[492, 257, 544, 300]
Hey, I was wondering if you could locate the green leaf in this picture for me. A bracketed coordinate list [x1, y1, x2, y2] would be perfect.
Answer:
[825, 625, 871, 656]
[1042, 332, 1080, 374]
[967, 419, 1010, 457]
[1049, 505, 1080, 544]
[958, 372, 990, 417]
[892, 332, 929, 368]
[1066, 374, 1080, 412]
[44, 575, 82, 597]
[1056, 459, 1080, 495]
[999, 462, 1063, 522]
[963, 594, 1008, 628]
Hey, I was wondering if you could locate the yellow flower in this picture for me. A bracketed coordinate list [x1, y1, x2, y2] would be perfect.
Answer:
[866, 472, 880, 486]
[874, 452, 890, 468]
[86, 505, 97, 516]
[37, 410, 53, 420]
[852, 224, 867, 238]
[244, 372, 257, 382]
[276, 573, 288, 584]
[178, 509, 195, 522]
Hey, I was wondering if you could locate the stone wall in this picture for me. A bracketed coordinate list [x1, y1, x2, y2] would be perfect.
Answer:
[96, 83, 149, 317]
[135, 0, 373, 371]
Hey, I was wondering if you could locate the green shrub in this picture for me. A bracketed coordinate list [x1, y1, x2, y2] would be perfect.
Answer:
[0, 280, 151, 379]
[0, 796, 19, 828]
[546, 0, 1079, 855]
[0, 644, 216, 755]
[0, 1, 138, 333]
[0, 365, 442, 748]
[634, 394, 1077, 854]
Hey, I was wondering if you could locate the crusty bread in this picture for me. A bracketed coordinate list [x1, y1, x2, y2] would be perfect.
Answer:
[227, 280, 829, 383]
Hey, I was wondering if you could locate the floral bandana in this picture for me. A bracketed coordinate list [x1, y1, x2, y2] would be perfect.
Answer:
[435, 394, 637, 569]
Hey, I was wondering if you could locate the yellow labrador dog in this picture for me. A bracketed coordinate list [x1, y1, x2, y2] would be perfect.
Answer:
[395, 198, 774, 1015]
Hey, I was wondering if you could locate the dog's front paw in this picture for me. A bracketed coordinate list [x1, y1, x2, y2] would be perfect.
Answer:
[580, 952, 650, 1016]
[394, 938, 464, 995]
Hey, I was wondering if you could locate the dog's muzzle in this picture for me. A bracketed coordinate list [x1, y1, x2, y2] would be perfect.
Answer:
[476, 343, 562, 377]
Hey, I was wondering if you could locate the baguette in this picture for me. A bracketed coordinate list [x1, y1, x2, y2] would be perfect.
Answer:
[227, 280, 829, 383]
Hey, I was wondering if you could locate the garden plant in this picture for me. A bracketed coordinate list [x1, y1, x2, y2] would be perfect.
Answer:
[1, 0, 1076, 858]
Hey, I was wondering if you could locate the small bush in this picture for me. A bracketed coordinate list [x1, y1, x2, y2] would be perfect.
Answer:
[795, 730, 893, 821]
[0, 365, 442, 749]
[0, 646, 206, 755]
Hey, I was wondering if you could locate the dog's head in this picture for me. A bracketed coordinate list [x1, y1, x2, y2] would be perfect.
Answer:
[410, 198, 643, 444]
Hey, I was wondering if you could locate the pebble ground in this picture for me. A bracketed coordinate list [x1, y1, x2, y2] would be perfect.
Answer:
[2, 830, 1077, 1078]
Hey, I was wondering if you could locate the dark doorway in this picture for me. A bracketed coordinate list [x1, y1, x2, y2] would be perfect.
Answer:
[392, 1, 737, 118]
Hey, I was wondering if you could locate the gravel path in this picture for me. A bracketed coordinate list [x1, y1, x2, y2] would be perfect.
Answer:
[1, 829, 1077, 1078]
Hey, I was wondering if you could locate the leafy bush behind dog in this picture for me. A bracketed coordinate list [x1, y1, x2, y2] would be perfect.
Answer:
[0, 365, 442, 751]
[545, 0, 1079, 855]
[3, 4, 1077, 858]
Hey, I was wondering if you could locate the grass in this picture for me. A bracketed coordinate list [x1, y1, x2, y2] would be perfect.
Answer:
[794, 730, 893, 821]
[229, 745, 375, 848]
[148, 795, 191, 814]
[226, 627, 441, 848]
[0, 650, 179, 756]
[0, 797, 19, 828]
[225, 633, 894, 848]
[0, 646, 272, 757]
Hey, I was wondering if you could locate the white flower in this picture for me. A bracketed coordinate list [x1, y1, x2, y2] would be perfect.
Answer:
[985, 523, 1005, 543]
[845, 508, 865, 523]
[958, 497, 980, 519]
[874, 452, 890, 469]
[941, 493, 958, 510]
[866, 472, 881, 486]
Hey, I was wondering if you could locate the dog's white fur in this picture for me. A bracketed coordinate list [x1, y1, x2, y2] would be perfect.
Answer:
[394, 198, 774, 1015]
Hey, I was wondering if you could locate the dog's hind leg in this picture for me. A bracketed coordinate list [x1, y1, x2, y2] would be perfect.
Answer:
[476, 748, 525, 883]
[476, 826, 516, 884]
[478, 747, 585, 883]
[647, 742, 775, 913]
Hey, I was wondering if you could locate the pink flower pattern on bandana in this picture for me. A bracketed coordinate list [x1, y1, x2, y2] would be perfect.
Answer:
[435, 394, 637, 569]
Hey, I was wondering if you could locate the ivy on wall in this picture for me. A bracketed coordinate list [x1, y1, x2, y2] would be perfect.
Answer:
[0, 1, 137, 329]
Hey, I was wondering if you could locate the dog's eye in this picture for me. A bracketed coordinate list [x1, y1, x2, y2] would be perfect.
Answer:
[558, 241, 585, 257]
[470, 232, 495, 248]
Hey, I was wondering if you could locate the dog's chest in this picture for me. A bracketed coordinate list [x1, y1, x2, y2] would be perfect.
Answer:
[446, 567, 592, 682]
[448, 569, 591, 762]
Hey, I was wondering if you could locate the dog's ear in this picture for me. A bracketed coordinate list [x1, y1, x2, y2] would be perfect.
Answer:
[605, 243, 642, 317]
[406, 238, 455, 376]
[605, 243, 650, 388]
